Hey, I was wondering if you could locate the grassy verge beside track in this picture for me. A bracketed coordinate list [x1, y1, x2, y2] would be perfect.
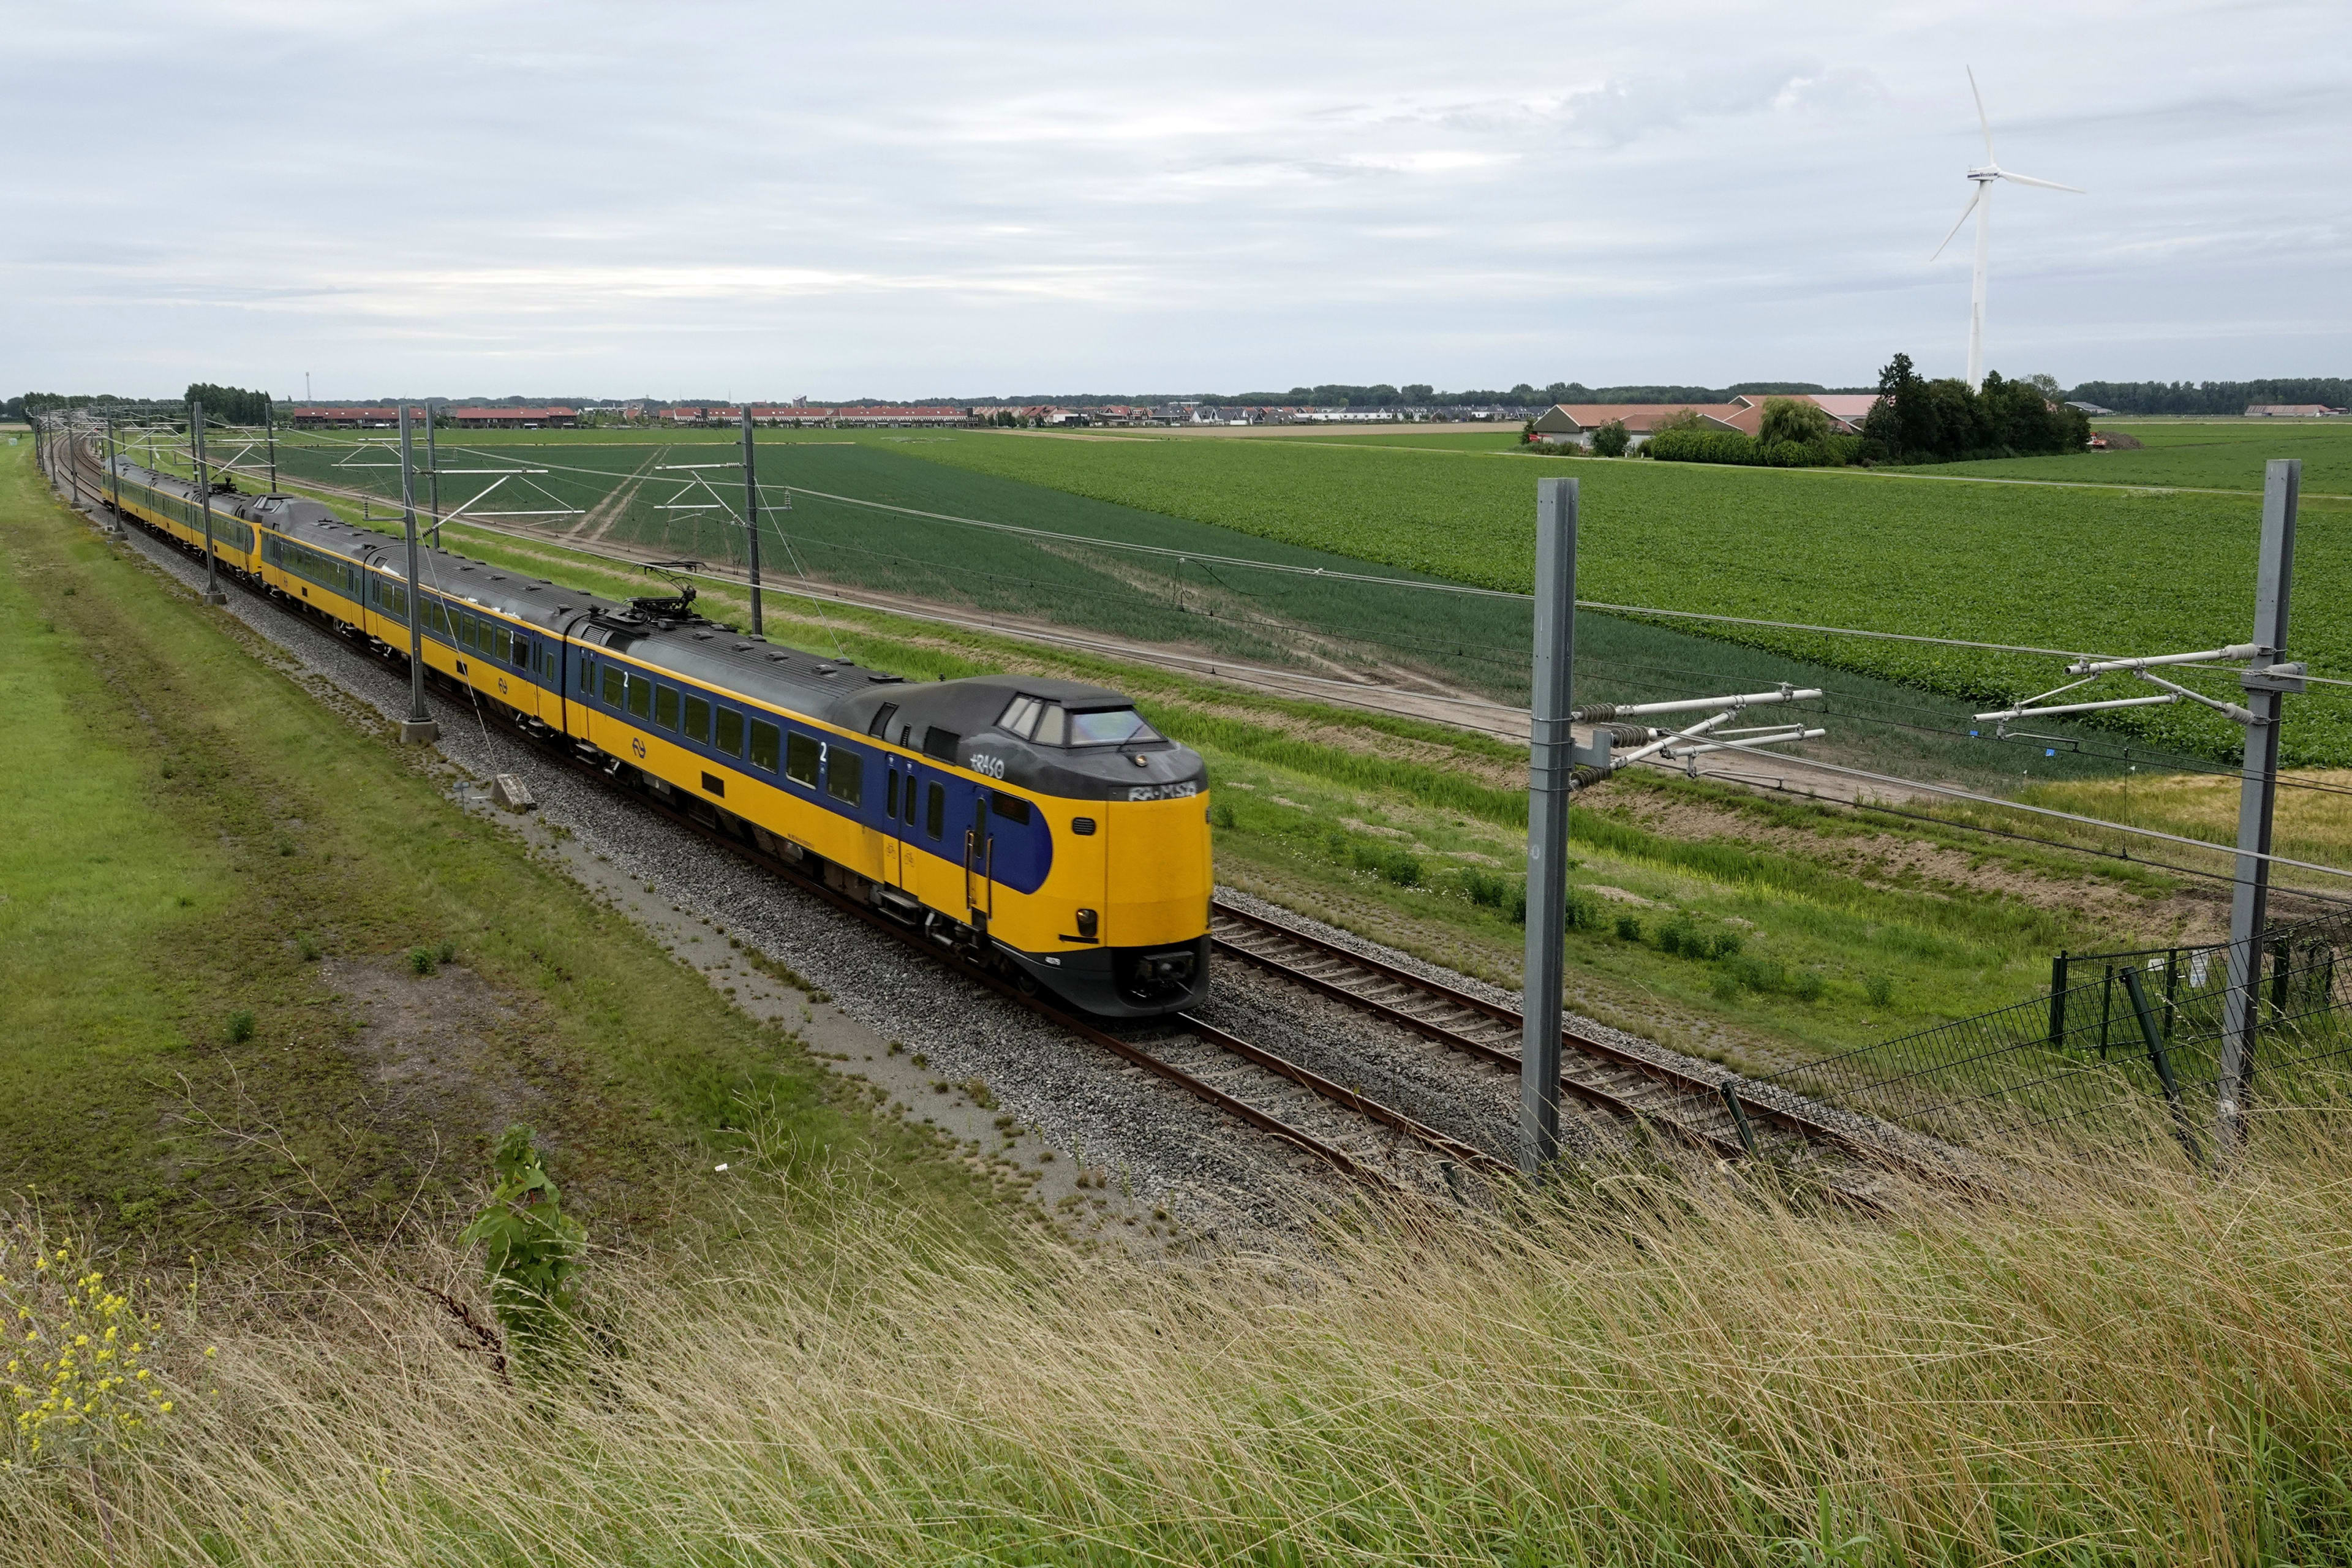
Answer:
[0, 436, 982, 1248]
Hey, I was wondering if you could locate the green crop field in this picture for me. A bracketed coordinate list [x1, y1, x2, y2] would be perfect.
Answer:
[235, 429, 2154, 789]
[884, 431, 2352, 766]
[1904, 418, 2352, 494]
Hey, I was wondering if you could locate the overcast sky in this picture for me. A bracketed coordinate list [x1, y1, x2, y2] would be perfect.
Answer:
[6, 1, 2345, 401]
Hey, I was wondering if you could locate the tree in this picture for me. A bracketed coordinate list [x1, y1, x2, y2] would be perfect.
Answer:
[1757, 397, 1833, 447]
[1863, 353, 1935, 463]
[1590, 420, 1631, 458]
[1654, 407, 1711, 437]
[2026, 372, 2063, 402]
[183, 383, 273, 426]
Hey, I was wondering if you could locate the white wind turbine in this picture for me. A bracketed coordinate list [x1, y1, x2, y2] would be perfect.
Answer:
[1931, 68, 2083, 391]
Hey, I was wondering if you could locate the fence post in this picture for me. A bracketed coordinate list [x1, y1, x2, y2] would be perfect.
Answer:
[2121, 967, 2202, 1166]
[2049, 952, 2068, 1046]
[1718, 1080, 1759, 1156]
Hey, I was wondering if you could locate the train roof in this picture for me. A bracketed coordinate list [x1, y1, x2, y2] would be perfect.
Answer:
[110, 461, 1199, 796]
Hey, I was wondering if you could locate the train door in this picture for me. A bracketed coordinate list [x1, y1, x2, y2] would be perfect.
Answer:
[880, 762, 906, 891]
[962, 793, 993, 930]
[1060, 805, 1108, 948]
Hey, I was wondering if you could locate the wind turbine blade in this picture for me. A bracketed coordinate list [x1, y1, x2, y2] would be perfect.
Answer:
[1930, 187, 1981, 260]
[1996, 169, 2086, 194]
[1968, 66, 1993, 162]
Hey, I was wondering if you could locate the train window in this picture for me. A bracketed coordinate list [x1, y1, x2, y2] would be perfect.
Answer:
[654, 684, 680, 731]
[922, 726, 959, 761]
[579, 656, 594, 693]
[1065, 707, 1160, 747]
[886, 769, 899, 818]
[492, 624, 513, 663]
[827, 749, 862, 805]
[682, 694, 711, 742]
[988, 791, 1032, 826]
[996, 696, 1041, 737]
[601, 663, 625, 707]
[748, 718, 780, 772]
[716, 706, 744, 756]
[1033, 706, 1066, 747]
[426, 601, 448, 636]
[542, 644, 559, 680]
[458, 614, 477, 652]
[626, 673, 651, 720]
[785, 733, 819, 786]
[925, 782, 944, 839]
[384, 584, 407, 622]
[867, 701, 898, 739]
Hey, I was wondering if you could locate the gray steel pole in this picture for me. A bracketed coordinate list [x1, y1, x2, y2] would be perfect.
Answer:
[2217, 458, 2300, 1149]
[266, 399, 277, 492]
[192, 401, 227, 604]
[104, 417, 123, 535]
[397, 405, 439, 744]
[425, 406, 440, 547]
[1520, 476, 1577, 1174]
[741, 405, 764, 635]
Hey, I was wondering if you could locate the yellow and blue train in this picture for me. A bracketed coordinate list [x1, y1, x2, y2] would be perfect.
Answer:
[103, 456, 1213, 1016]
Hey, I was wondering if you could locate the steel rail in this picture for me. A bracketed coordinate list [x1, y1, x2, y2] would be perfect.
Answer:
[1210, 897, 1924, 1175]
[70, 449, 1474, 1195]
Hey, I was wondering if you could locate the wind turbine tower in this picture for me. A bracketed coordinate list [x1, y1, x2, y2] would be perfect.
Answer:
[1932, 69, 2083, 391]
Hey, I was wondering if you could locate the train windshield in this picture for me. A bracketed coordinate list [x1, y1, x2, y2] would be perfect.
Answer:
[1064, 707, 1159, 747]
[996, 696, 1161, 747]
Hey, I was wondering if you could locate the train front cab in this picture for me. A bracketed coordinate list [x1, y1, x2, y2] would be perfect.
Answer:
[989, 785, 1213, 1017]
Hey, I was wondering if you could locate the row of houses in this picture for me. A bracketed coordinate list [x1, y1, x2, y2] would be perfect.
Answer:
[287, 406, 580, 429]
[1023, 403, 1537, 428]
[658, 404, 968, 427]
[1528, 393, 1882, 450]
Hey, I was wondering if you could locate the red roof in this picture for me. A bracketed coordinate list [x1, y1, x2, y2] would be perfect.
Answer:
[1539, 404, 1743, 434]
[445, 407, 576, 420]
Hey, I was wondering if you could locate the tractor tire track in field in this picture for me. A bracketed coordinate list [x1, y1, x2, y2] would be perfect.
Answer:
[570, 445, 668, 543]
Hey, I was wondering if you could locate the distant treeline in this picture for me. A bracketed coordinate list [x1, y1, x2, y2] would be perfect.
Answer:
[2063, 379, 2352, 415]
[183, 383, 274, 425]
[7, 386, 276, 424]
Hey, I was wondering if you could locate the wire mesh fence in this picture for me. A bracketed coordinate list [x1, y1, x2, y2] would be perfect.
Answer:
[1754, 903, 2352, 1156]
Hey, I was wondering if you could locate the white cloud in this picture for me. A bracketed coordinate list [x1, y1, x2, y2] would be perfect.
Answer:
[2, 0, 2345, 396]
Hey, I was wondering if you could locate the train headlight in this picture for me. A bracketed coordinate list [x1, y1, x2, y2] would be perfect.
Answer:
[1076, 908, 1098, 939]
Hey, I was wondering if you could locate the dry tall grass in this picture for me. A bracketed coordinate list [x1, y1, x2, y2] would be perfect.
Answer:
[7, 1119, 2352, 1566]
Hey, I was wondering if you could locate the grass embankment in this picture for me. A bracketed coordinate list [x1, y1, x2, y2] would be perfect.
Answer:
[8, 1120, 2352, 1562]
[0, 437, 977, 1249]
[231, 461, 2193, 1065]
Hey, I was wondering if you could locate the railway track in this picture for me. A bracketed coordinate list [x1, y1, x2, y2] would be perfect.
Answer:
[1210, 899, 1920, 1187]
[61, 440, 1506, 1200]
